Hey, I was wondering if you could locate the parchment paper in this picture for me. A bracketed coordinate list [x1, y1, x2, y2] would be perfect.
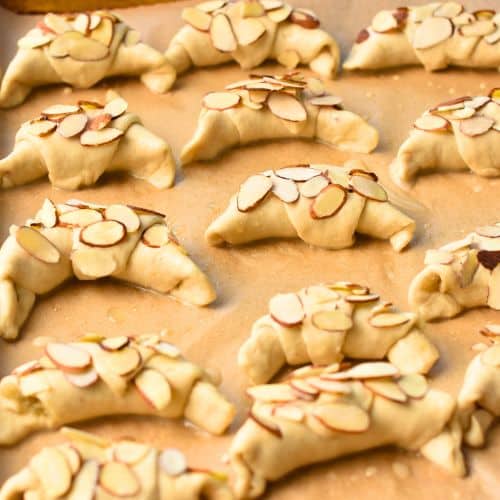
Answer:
[0, 1, 499, 498]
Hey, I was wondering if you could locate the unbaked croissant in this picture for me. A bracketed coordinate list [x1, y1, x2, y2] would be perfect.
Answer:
[180, 73, 378, 164]
[239, 281, 439, 384]
[392, 91, 500, 186]
[166, 0, 339, 80]
[229, 361, 463, 498]
[457, 324, 500, 448]
[0, 199, 216, 340]
[344, 3, 500, 72]
[0, 427, 233, 500]
[409, 224, 500, 321]
[0, 11, 176, 109]
[0, 91, 176, 190]
[206, 163, 415, 251]
[0, 333, 235, 446]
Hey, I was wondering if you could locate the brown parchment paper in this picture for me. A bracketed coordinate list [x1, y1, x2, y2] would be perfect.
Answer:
[0, 1, 499, 498]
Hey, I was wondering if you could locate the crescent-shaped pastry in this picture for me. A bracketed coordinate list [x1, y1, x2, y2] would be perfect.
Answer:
[166, 1, 340, 81]
[409, 224, 500, 321]
[0, 11, 176, 108]
[0, 427, 233, 500]
[344, 3, 500, 72]
[205, 163, 416, 251]
[458, 324, 500, 448]
[392, 90, 500, 186]
[0, 333, 235, 445]
[229, 361, 463, 498]
[0, 199, 216, 340]
[0, 91, 176, 190]
[180, 73, 378, 164]
[239, 281, 439, 384]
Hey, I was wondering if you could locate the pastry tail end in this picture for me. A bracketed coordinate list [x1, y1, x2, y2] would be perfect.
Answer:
[0, 141, 46, 189]
[165, 43, 193, 75]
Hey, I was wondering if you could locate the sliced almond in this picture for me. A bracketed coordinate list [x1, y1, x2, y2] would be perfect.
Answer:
[105, 205, 140, 233]
[203, 91, 240, 110]
[135, 368, 171, 410]
[309, 95, 342, 107]
[44, 13, 72, 34]
[18, 33, 56, 49]
[261, 0, 282, 10]
[101, 336, 130, 351]
[58, 444, 82, 475]
[59, 208, 103, 227]
[345, 293, 380, 303]
[414, 114, 450, 132]
[277, 50, 300, 69]
[413, 17, 453, 50]
[27, 118, 57, 137]
[142, 224, 170, 248]
[290, 378, 319, 398]
[104, 97, 128, 118]
[432, 95, 469, 112]
[290, 8, 320, 29]
[19, 372, 49, 396]
[105, 347, 142, 376]
[299, 175, 330, 198]
[450, 107, 476, 119]
[240, 1, 265, 17]
[100, 462, 139, 497]
[464, 96, 490, 110]
[71, 249, 117, 278]
[159, 448, 187, 476]
[31, 447, 72, 498]
[234, 18, 266, 45]
[80, 220, 126, 247]
[433, 2, 464, 18]
[481, 324, 500, 338]
[68, 37, 110, 62]
[78, 100, 104, 111]
[325, 167, 350, 187]
[271, 176, 299, 203]
[65, 367, 99, 388]
[460, 20, 496, 37]
[124, 29, 141, 46]
[267, 92, 307, 122]
[369, 312, 410, 328]
[312, 309, 353, 331]
[249, 89, 270, 104]
[182, 7, 212, 31]
[476, 225, 500, 238]
[453, 12, 475, 25]
[424, 249, 454, 265]
[272, 404, 304, 422]
[113, 440, 150, 465]
[267, 4, 292, 23]
[73, 13, 90, 34]
[339, 362, 399, 380]
[485, 28, 500, 44]
[42, 104, 80, 118]
[57, 112, 88, 138]
[16, 226, 60, 264]
[313, 403, 369, 433]
[13, 360, 42, 377]
[153, 342, 181, 358]
[459, 116, 494, 137]
[275, 166, 320, 181]
[80, 128, 124, 146]
[36, 199, 58, 228]
[237, 175, 273, 212]
[364, 379, 407, 403]
[308, 377, 351, 394]
[269, 292, 304, 326]
[89, 17, 114, 46]
[247, 384, 296, 402]
[481, 344, 500, 367]
[398, 373, 428, 399]
[351, 175, 388, 202]
[225, 78, 262, 90]
[210, 14, 237, 52]
[310, 184, 347, 219]
[249, 409, 282, 437]
[89, 13, 102, 30]
[88, 113, 112, 131]
[46, 342, 92, 372]
[371, 10, 399, 33]
[197, 0, 227, 13]
[474, 9, 495, 20]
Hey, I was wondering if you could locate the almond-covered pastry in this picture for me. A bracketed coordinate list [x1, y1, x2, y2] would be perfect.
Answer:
[409, 224, 500, 321]
[0, 11, 176, 108]
[0, 333, 235, 445]
[229, 362, 463, 498]
[344, 3, 500, 72]
[0, 427, 233, 500]
[392, 90, 500, 185]
[458, 325, 500, 448]
[239, 281, 439, 384]
[180, 73, 378, 164]
[206, 163, 416, 252]
[0, 199, 216, 340]
[166, 1, 340, 81]
[0, 92, 176, 190]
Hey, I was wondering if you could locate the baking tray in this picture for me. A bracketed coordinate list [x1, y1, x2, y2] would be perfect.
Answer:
[0, 1, 499, 498]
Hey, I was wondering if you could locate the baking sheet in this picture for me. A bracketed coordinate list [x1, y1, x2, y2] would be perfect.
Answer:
[0, 1, 499, 498]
